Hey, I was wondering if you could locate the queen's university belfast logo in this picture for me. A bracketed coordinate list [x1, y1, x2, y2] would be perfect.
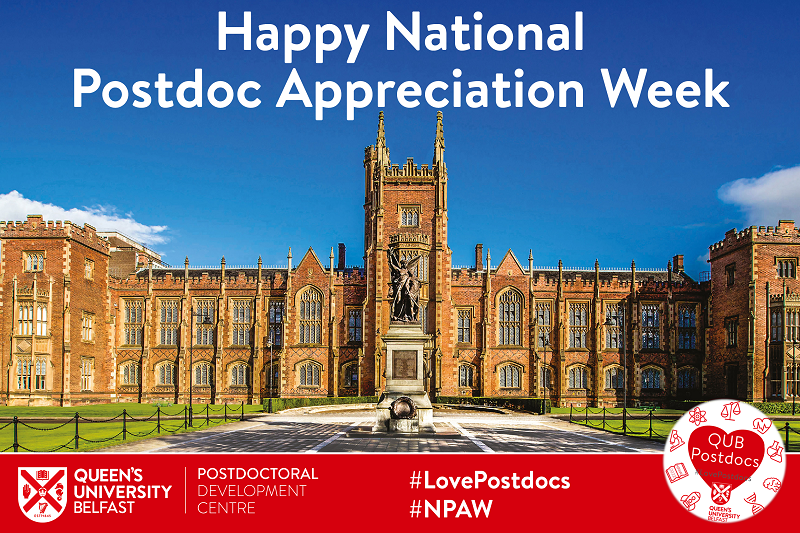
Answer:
[18, 467, 68, 523]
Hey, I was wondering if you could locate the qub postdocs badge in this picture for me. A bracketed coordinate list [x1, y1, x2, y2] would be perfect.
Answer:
[663, 399, 786, 523]
[18, 467, 68, 523]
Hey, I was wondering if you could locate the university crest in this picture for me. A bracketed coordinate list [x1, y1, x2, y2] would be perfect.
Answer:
[18, 467, 67, 523]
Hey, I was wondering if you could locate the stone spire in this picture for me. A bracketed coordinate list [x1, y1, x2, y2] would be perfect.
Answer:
[594, 259, 600, 297]
[433, 111, 445, 167]
[528, 250, 533, 278]
[376, 111, 389, 167]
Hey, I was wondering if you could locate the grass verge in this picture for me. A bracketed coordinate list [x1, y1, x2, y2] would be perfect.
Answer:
[0, 403, 265, 452]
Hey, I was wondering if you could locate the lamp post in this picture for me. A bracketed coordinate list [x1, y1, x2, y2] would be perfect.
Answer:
[542, 337, 550, 411]
[533, 316, 549, 405]
[190, 310, 213, 427]
[792, 338, 798, 416]
[267, 337, 274, 413]
[605, 314, 626, 412]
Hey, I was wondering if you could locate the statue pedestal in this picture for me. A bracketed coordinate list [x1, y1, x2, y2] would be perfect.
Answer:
[373, 323, 434, 433]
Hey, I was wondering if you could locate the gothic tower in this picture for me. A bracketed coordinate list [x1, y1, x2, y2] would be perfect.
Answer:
[362, 112, 453, 396]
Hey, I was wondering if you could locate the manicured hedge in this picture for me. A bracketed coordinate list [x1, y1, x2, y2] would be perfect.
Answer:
[262, 396, 378, 412]
[668, 400, 799, 415]
[666, 400, 704, 411]
[436, 396, 550, 414]
[750, 402, 800, 414]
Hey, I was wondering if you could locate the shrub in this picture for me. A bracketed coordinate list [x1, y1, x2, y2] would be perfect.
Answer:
[262, 396, 378, 412]
[750, 402, 800, 414]
[435, 396, 550, 414]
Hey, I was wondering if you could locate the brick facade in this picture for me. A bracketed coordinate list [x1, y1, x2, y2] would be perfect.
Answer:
[1, 114, 797, 407]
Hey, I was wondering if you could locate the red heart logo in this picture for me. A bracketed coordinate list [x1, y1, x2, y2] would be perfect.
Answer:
[687, 426, 764, 492]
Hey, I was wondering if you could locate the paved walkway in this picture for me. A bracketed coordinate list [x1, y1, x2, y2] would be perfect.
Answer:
[98, 407, 664, 453]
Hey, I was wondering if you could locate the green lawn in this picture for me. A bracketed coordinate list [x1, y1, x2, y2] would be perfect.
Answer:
[572, 416, 676, 441]
[0, 403, 265, 452]
[0, 416, 239, 452]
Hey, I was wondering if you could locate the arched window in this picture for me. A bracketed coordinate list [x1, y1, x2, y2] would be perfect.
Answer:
[124, 300, 143, 345]
[157, 362, 176, 386]
[194, 362, 213, 386]
[17, 358, 32, 389]
[459, 364, 474, 387]
[342, 361, 358, 388]
[231, 300, 252, 345]
[642, 367, 662, 390]
[299, 288, 322, 344]
[299, 361, 321, 387]
[80, 359, 93, 391]
[18, 303, 33, 335]
[195, 299, 215, 346]
[569, 303, 589, 348]
[121, 361, 140, 385]
[569, 366, 588, 389]
[771, 309, 783, 341]
[605, 366, 623, 389]
[498, 290, 522, 346]
[231, 363, 248, 386]
[677, 367, 698, 390]
[499, 364, 521, 389]
[36, 304, 48, 336]
[641, 304, 660, 349]
[34, 359, 46, 390]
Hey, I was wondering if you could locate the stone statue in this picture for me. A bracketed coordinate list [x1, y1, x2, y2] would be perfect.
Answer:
[387, 249, 421, 322]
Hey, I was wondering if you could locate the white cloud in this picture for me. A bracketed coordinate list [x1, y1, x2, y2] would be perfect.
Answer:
[0, 190, 168, 245]
[718, 166, 800, 225]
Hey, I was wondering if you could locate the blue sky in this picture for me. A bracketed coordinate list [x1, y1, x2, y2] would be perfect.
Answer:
[1, 0, 799, 275]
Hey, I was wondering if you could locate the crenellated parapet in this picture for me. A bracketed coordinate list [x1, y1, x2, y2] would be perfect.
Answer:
[382, 157, 435, 181]
[390, 233, 430, 246]
[451, 268, 483, 283]
[710, 220, 800, 259]
[1, 215, 109, 255]
[336, 269, 367, 283]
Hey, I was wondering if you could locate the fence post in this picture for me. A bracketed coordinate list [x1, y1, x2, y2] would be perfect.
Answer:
[585, 405, 589, 424]
[569, 405, 573, 422]
[13, 416, 18, 452]
[206, 404, 209, 426]
[122, 409, 127, 441]
[649, 410, 653, 439]
[785, 422, 790, 450]
[241, 400, 244, 421]
[184, 406, 187, 430]
[157, 407, 161, 434]
[602, 408, 606, 431]
[75, 413, 79, 450]
[224, 403, 227, 422]
[622, 407, 627, 436]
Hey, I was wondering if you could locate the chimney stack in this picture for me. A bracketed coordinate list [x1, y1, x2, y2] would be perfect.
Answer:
[475, 244, 484, 271]
[338, 243, 346, 270]
[672, 254, 684, 273]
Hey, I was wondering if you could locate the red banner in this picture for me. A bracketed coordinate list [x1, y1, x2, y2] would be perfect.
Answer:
[3, 454, 793, 530]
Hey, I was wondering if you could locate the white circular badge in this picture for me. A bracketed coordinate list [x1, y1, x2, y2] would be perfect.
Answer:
[663, 399, 785, 523]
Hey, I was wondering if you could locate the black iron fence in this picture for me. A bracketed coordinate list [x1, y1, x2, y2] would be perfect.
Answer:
[568, 405, 677, 440]
[568, 405, 800, 451]
[1, 402, 249, 452]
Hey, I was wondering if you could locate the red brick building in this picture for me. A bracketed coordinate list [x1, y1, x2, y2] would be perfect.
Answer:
[1, 113, 797, 407]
